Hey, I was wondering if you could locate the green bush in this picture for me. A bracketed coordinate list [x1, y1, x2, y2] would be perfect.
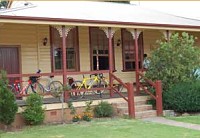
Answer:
[82, 101, 93, 122]
[22, 93, 44, 125]
[93, 101, 114, 118]
[145, 32, 200, 91]
[164, 81, 200, 113]
[0, 70, 18, 128]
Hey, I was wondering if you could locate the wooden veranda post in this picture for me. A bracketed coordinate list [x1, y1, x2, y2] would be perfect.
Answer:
[134, 29, 139, 95]
[53, 25, 75, 101]
[155, 80, 163, 116]
[127, 82, 135, 118]
[108, 27, 114, 97]
[100, 27, 116, 97]
[126, 29, 141, 95]
[62, 25, 67, 93]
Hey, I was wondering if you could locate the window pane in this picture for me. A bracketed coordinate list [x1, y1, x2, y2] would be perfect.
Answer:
[90, 27, 110, 70]
[54, 48, 62, 70]
[125, 61, 134, 70]
[122, 29, 143, 71]
[67, 48, 75, 69]
[51, 27, 79, 71]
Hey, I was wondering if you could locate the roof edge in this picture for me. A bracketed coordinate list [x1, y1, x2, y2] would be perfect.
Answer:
[1, 15, 200, 30]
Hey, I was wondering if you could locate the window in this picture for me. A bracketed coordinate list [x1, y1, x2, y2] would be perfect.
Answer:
[51, 27, 79, 71]
[89, 27, 115, 70]
[122, 29, 143, 71]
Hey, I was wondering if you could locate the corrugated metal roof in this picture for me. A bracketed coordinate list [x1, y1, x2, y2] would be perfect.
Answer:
[1, 1, 200, 27]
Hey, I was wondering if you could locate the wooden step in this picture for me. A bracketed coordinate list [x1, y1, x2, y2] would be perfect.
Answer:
[117, 104, 152, 112]
[112, 95, 150, 107]
[135, 110, 157, 119]
[113, 95, 157, 119]
[124, 110, 157, 119]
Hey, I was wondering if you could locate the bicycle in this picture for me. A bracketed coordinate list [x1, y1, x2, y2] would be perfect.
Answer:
[8, 70, 43, 97]
[69, 73, 108, 99]
[8, 70, 63, 97]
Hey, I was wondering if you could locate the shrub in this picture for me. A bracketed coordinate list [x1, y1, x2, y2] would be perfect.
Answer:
[72, 114, 81, 122]
[93, 101, 114, 118]
[164, 81, 200, 113]
[22, 93, 44, 125]
[67, 101, 81, 122]
[0, 70, 18, 129]
[82, 101, 93, 122]
[145, 32, 200, 91]
[82, 112, 93, 122]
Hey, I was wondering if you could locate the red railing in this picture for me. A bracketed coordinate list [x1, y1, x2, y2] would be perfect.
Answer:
[6, 71, 139, 118]
[6, 70, 110, 98]
[138, 72, 163, 116]
[110, 72, 135, 118]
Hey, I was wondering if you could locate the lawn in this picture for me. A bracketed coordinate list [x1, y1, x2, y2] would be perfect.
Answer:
[1, 118, 200, 138]
[168, 115, 200, 125]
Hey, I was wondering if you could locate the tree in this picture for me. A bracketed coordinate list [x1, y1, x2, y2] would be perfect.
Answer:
[145, 32, 200, 91]
[0, 0, 8, 9]
[22, 93, 45, 125]
[0, 70, 18, 130]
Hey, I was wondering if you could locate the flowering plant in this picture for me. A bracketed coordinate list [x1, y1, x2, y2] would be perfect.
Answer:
[82, 112, 93, 122]
[72, 114, 81, 122]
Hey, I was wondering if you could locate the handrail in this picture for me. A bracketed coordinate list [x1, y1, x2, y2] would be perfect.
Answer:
[6, 70, 109, 78]
[139, 72, 156, 87]
[138, 72, 163, 116]
[110, 72, 128, 90]
[110, 72, 135, 118]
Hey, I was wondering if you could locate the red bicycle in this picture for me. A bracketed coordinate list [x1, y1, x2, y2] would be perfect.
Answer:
[8, 70, 44, 97]
[8, 70, 63, 98]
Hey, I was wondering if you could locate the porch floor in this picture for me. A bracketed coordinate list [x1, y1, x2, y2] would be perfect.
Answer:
[16, 92, 147, 106]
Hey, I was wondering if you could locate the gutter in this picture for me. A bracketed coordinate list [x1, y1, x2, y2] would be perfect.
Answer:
[1, 15, 200, 31]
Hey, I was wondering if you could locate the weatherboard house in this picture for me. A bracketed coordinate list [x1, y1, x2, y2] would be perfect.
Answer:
[1, 1, 200, 121]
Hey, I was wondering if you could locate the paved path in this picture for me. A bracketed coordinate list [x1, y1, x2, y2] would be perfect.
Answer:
[142, 117, 200, 131]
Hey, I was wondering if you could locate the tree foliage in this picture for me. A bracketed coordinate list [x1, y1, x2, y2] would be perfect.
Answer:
[0, 0, 8, 9]
[22, 93, 44, 125]
[145, 32, 200, 91]
[0, 70, 18, 127]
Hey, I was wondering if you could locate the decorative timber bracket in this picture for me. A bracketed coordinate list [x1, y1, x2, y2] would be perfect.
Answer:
[99, 27, 118, 38]
[52, 25, 75, 37]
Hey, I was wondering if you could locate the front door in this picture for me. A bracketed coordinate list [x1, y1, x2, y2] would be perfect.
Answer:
[0, 47, 20, 83]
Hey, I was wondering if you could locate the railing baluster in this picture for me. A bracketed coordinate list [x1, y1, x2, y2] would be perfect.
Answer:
[155, 80, 163, 116]
[127, 82, 135, 118]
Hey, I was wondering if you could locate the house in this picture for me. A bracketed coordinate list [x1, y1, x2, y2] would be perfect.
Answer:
[1, 1, 200, 99]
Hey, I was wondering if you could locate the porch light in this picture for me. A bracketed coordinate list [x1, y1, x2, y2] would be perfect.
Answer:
[43, 37, 48, 46]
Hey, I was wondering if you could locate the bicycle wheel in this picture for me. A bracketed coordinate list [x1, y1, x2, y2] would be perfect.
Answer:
[92, 79, 108, 95]
[49, 81, 63, 98]
[70, 81, 85, 99]
[7, 85, 18, 97]
[26, 82, 44, 95]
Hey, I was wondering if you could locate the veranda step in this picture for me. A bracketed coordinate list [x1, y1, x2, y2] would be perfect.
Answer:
[117, 104, 153, 113]
[112, 96, 150, 106]
[135, 110, 157, 119]
[124, 110, 157, 119]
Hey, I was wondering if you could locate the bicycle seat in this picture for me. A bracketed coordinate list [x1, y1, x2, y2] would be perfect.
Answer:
[99, 73, 103, 78]
[67, 77, 74, 85]
[29, 76, 39, 83]
[50, 75, 54, 78]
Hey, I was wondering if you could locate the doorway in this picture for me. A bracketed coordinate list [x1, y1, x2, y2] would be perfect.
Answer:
[0, 47, 20, 83]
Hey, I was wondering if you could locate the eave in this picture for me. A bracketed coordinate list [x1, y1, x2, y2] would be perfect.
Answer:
[1, 15, 200, 32]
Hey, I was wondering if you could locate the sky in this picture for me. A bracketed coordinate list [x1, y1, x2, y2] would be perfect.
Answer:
[131, 1, 200, 20]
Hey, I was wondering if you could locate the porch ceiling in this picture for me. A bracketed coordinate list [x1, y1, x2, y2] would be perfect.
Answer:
[1, 1, 200, 31]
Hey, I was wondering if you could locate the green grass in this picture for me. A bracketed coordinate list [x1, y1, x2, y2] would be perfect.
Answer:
[168, 115, 200, 125]
[1, 118, 200, 138]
